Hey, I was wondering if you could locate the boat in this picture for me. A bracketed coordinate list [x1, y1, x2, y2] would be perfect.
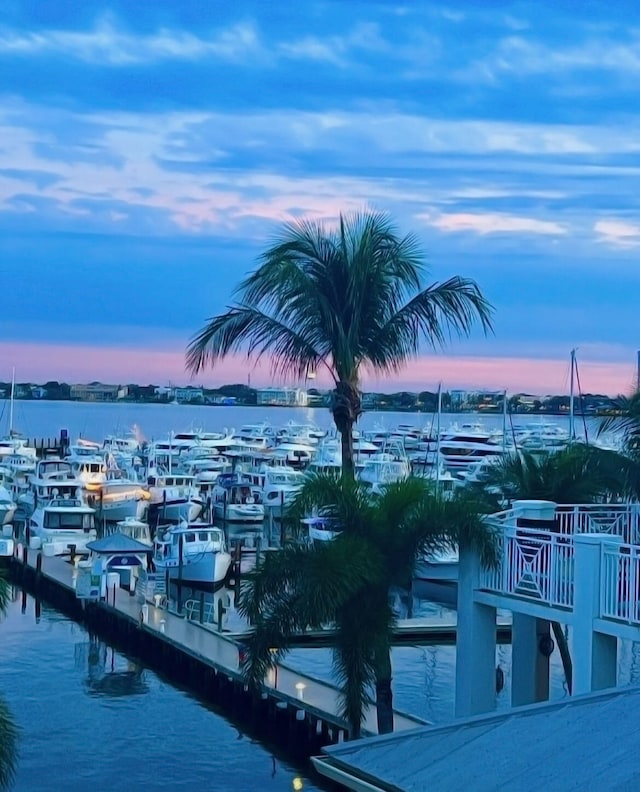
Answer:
[212, 473, 264, 524]
[146, 473, 205, 524]
[152, 522, 232, 591]
[85, 476, 150, 523]
[413, 547, 459, 606]
[29, 495, 97, 556]
[302, 514, 342, 544]
[0, 485, 16, 525]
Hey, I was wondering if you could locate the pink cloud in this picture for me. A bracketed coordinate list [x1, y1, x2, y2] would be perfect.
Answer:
[1, 340, 634, 396]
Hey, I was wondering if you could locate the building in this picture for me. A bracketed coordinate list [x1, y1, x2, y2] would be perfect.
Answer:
[256, 387, 308, 407]
[172, 387, 204, 403]
[70, 383, 119, 401]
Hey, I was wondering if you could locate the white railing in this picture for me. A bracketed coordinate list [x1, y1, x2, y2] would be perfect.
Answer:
[481, 527, 574, 608]
[555, 504, 640, 544]
[600, 543, 640, 625]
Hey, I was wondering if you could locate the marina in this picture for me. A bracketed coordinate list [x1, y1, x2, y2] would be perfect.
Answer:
[3, 401, 640, 789]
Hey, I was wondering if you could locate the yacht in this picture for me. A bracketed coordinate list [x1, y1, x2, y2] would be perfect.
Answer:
[212, 473, 264, 524]
[146, 473, 205, 524]
[153, 522, 232, 591]
[438, 422, 505, 476]
[29, 495, 97, 556]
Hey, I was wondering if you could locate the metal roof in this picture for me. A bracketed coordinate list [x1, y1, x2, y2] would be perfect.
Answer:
[314, 685, 640, 791]
[86, 533, 151, 554]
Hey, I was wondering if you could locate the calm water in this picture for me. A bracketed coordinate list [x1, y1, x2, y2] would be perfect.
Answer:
[4, 398, 590, 445]
[0, 586, 325, 792]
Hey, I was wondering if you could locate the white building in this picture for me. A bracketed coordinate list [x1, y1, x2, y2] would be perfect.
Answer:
[257, 387, 308, 407]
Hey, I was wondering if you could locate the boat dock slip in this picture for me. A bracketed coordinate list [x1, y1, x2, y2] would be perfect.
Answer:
[7, 547, 429, 753]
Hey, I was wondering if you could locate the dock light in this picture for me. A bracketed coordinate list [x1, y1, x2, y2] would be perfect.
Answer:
[295, 682, 306, 700]
[292, 778, 304, 791]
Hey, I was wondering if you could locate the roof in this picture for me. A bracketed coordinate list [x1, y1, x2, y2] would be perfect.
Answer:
[86, 533, 152, 554]
[314, 685, 640, 791]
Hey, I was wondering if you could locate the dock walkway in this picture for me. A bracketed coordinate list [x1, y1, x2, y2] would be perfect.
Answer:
[13, 549, 432, 737]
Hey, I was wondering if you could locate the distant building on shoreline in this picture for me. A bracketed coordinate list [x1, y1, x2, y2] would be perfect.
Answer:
[256, 387, 308, 407]
[70, 383, 119, 401]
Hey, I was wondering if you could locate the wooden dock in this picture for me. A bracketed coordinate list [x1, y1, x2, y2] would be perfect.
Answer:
[7, 547, 435, 756]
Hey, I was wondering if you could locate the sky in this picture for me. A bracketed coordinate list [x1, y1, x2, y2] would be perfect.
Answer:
[1, 0, 639, 396]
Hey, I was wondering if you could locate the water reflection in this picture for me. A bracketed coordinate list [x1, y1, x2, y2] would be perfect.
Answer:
[76, 637, 149, 698]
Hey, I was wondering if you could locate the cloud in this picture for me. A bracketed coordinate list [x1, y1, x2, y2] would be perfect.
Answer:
[419, 212, 567, 236]
[594, 219, 640, 248]
[0, 17, 264, 65]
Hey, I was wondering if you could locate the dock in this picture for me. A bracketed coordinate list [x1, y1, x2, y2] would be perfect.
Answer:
[6, 545, 438, 758]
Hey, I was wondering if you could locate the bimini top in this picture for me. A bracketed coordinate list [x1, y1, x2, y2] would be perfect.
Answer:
[87, 533, 152, 554]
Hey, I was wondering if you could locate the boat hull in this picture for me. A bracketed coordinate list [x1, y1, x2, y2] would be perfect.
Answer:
[154, 551, 232, 592]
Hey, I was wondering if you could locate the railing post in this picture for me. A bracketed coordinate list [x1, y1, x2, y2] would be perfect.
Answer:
[572, 533, 620, 696]
[455, 542, 497, 718]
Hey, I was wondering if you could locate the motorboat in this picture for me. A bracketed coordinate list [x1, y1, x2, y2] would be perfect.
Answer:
[212, 473, 264, 524]
[413, 547, 459, 606]
[152, 522, 232, 591]
[146, 473, 205, 524]
[302, 515, 342, 544]
[29, 495, 97, 556]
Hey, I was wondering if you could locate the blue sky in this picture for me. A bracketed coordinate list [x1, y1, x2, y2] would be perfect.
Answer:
[2, 0, 639, 394]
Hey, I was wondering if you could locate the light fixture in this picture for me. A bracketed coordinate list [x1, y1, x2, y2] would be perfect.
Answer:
[295, 682, 306, 700]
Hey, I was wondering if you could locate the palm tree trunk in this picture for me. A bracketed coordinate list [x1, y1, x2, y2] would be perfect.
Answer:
[338, 418, 356, 479]
[331, 380, 362, 479]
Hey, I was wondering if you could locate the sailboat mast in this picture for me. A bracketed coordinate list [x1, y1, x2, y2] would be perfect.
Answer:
[435, 384, 442, 495]
[502, 389, 508, 454]
[569, 349, 576, 442]
[9, 367, 15, 437]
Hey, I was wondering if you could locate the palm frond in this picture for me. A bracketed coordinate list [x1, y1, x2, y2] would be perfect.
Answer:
[186, 306, 326, 379]
[0, 696, 18, 792]
[0, 571, 10, 615]
[363, 277, 494, 374]
[238, 536, 382, 688]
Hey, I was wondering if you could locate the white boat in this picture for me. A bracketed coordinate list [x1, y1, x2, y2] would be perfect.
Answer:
[85, 476, 150, 523]
[146, 473, 205, 523]
[29, 495, 97, 556]
[358, 441, 411, 493]
[262, 467, 305, 516]
[438, 422, 504, 476]
[152, 522, 232, 591]
[21, 458, 83, 516]
[413, 546, 459, 605]
[302, 515, 342, 544]
[0, 485, 16, 525]
[212, 473, 264, 524]
[109, 517, 153, 546]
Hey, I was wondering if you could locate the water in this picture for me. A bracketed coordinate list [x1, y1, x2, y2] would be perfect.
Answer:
[4, 398, 590, 446]
[0, 587, 325, 792]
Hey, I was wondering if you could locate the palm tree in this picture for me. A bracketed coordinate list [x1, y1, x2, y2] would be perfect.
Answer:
[186, 211, 493, 477]
[599, 390, 640, 459]
[238, 474, 497, 737]
[0, 570, 18, 791]
[473, 444, 636, 508]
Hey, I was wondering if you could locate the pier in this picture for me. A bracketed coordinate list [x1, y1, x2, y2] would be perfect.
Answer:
[5, 544, 434, 758]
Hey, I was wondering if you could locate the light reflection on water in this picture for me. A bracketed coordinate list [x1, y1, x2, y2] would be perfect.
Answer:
[0, 588, 324, 792]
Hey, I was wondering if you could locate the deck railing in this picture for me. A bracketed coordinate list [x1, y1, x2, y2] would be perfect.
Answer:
[481, 527, 574, 609]
[555, 504, 640, 544]
[480, 503, 640, 624]
[600, 543, 640, 625]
